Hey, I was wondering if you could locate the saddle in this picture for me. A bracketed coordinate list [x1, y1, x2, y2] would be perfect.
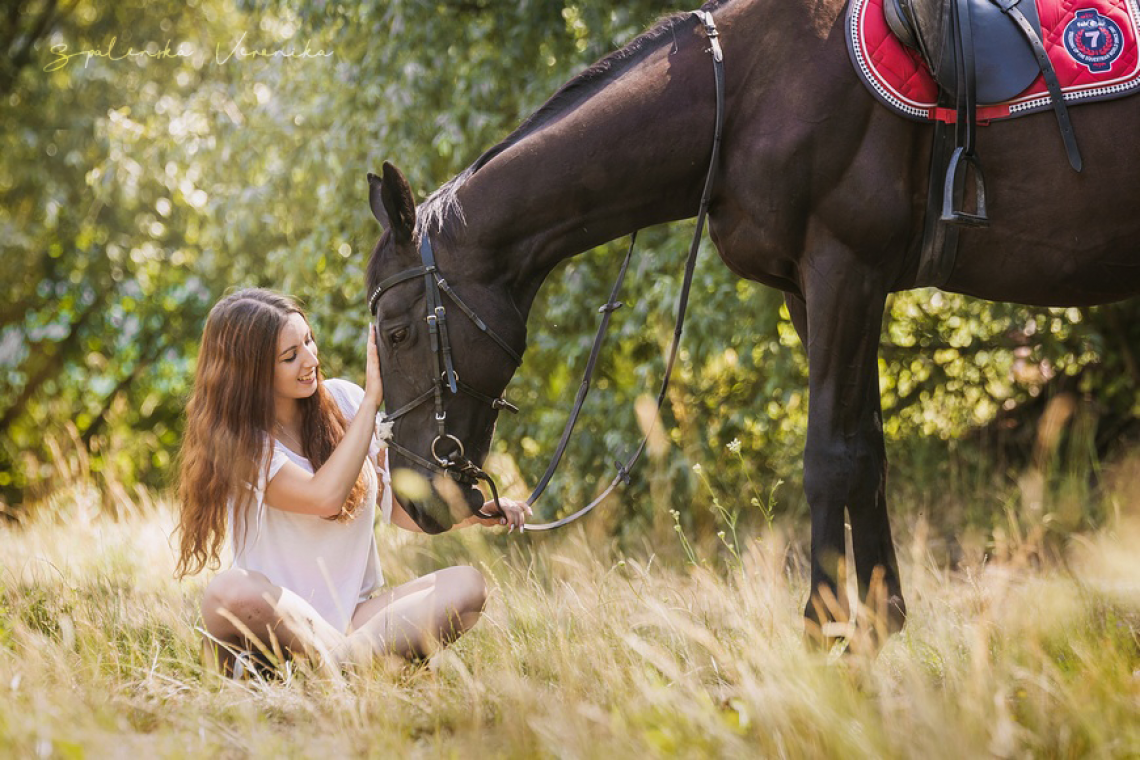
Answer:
[885, 0, 1045, 104]
[881, 0, 1084, 283]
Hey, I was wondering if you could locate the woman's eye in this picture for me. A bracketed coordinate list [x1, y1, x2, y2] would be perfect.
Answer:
[390, 327, 409, 345]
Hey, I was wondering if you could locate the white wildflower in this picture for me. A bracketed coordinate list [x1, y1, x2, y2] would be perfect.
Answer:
[726, 438, 742, 454]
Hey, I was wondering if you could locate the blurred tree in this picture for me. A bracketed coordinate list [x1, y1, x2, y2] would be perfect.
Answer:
[1, 0, 75, 99]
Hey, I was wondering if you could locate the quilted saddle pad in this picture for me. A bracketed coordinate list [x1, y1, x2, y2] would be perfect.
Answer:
[847, 0, 1140, 121]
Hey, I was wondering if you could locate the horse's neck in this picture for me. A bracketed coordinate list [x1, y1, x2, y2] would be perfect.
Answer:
[453, 22, 719, 307]
[447, 0, 840, 312]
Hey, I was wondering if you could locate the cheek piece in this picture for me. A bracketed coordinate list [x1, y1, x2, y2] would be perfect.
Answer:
[369, 235, 521, 518]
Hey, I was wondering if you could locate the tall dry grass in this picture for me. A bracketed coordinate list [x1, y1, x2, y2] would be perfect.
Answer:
[1, 479, 1139, 758]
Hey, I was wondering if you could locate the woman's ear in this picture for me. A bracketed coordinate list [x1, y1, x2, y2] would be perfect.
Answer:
[367, 161, 416, 243]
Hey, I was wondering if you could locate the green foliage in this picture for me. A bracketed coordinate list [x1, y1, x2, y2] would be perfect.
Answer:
[2, 0, 1136, 531]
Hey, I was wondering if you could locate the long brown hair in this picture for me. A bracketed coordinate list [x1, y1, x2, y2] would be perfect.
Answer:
[176, 289, 370, 578]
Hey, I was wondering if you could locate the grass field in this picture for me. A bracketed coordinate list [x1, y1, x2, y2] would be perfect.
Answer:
[1, 481, 1139, 758]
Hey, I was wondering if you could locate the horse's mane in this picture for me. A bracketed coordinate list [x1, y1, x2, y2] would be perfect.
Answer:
[418, 11, 693, 237]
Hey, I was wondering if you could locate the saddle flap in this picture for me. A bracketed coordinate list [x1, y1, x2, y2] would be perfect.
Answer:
[884, 0, 921, 48]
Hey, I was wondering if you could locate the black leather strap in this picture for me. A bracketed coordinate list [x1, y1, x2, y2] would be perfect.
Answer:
[419, 237, 459, 395]
[384, 438, 476, 485]
[382, 387, 435, 421]
[526, 8, 726, 531]
[915, 119, 961, 286]
[435, 278, 524, 366]
[993, 0, 1083, 171]
[954, 0, 977, 155]
[369, 266, 429, 314]
[525, 232, 637, 508]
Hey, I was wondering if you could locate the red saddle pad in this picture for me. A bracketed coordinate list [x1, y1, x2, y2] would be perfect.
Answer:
[847, 0, 1140, 122]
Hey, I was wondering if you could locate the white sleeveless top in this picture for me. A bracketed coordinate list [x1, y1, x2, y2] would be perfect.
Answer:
[229, 378, 392, 633]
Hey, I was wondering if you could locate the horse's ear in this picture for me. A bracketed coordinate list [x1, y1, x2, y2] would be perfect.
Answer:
[367, 162, 416, 243]
[367, 172, 391, 229]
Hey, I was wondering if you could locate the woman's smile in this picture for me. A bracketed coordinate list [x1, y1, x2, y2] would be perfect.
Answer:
[274, 312, 322, 401]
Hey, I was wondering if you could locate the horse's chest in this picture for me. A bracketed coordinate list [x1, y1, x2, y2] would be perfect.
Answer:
[708, 210, 802, 294]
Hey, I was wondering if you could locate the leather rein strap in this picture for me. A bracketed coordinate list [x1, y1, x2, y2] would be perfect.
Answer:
[526, 8, 726, 530]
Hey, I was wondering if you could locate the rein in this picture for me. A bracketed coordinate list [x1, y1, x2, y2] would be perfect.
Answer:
[367, 9, 726, 529]
[526, 9, 725, 530]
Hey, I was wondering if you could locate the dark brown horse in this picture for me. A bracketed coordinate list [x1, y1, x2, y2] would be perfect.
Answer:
[365, 0, 1140, 638]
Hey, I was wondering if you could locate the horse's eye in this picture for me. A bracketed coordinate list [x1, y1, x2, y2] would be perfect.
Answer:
[390, 327, 409, 345]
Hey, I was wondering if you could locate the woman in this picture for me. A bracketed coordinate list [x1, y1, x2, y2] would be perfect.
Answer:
[176, 289, 529, 677]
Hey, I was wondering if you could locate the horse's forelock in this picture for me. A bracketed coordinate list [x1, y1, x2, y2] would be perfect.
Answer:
[418, 174, 469, 242]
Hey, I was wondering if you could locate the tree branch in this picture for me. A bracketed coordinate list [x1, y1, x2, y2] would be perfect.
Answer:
[0, 296, 104, 435]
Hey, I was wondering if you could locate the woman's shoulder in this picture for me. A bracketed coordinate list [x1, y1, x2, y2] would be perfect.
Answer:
[323, 376, 362, 396]
[323, 377, 364, 415]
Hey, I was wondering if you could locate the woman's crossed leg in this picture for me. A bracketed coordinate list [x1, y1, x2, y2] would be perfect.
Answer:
[201, 565, 488, 676]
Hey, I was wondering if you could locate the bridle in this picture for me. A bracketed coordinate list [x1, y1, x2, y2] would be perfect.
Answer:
[368, 233, 523, 511]
[367, 9, 725, 528]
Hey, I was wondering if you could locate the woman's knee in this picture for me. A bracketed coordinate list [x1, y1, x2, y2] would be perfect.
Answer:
[202, 568, 275, 623]
[442, 565, 488, 613]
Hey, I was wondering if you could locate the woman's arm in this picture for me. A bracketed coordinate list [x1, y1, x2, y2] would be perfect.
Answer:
[263, 327, 383, 518]
[388, 495, 532, 532]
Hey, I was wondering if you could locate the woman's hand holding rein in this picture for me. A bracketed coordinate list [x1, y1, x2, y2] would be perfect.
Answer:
[468, 497, 531, 532]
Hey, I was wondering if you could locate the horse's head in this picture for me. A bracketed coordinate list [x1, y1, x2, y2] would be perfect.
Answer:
[365, 162, 527, 532]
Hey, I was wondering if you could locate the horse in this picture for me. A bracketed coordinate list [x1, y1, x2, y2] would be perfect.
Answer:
[364, 0, 1140, 641]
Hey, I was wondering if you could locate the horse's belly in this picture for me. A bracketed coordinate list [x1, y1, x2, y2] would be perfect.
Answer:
[947, 231, 1140, 307]
[944, 97, 1140, 307]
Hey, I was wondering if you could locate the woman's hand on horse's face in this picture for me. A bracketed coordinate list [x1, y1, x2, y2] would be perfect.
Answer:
[365, 325, 384, 407]
[479, 497, 532, 532]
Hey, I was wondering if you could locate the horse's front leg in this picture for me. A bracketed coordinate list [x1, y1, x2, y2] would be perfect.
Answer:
[791, 243, 905, 645]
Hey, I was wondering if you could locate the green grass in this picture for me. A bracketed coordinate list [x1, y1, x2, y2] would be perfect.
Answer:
[2, 483, 1140, 758]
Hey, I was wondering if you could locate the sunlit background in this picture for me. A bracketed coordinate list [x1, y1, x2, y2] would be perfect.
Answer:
[3, 0, 1139, 543]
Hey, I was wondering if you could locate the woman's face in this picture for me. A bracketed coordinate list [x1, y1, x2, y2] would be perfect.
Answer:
[273, 312, 320, 401]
